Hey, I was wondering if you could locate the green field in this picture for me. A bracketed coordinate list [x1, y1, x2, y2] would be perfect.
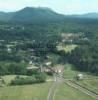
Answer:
[0, 64, 98, 100]
[78, 79, 98, 94]
[54, 63, 97, 100]
[63, 63, 98, 79]
[2, 75, 33, 85]
[63, 63, 98, 95]
[63, 64, 82, 79]
[54, 83, 94, 100]
[57, 44, 77, 53]
[0, 82, 52, 100]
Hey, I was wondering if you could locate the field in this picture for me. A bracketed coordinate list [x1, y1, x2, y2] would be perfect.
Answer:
[63, 63, 83, 79]
[62, 63, 98, 99]
[54, 64, 98, 100]
[0, 64, 98, 100]
[78, 79, 98, 94]
[2, 75, 33, 85]
[63, 63, 98, 79]
[57, 44, 77, 53]
[0, 82, 52, 100]
[54, 83, 94, 100]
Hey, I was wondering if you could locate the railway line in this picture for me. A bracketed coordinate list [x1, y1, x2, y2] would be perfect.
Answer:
[56, 73, 98, 99]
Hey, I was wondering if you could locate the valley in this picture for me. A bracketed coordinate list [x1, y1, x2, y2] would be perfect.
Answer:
[0, 7, 98, 100]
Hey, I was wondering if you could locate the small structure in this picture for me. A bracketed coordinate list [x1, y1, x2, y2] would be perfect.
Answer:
[45, 62, 52, 66]
[27, 65, 39, 70]
[52, 65, 64, 74]
[29, 61, 33, 65]
[77, 74, 83, 80]
[7, 48, 11, 53]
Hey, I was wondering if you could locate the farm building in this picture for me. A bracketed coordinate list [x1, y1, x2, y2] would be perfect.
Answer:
[27, 65, 39, 70]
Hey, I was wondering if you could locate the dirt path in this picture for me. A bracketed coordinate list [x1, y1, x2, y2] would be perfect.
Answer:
[47, 74, 62, 100]
[47, 66, 98, 100]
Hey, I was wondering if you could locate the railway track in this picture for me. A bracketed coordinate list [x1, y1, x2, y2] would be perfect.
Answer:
[56, 73, 98, 99]
[48, 67, 98, 99]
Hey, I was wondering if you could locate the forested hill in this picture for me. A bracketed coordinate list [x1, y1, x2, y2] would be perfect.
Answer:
[0, 7, 65, 23]
[0, 7, 98, 23]
[0, 7, 98, 75]
[70, 13, 98, 19]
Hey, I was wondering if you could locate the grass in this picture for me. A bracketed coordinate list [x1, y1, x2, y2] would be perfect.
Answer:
[46, 74, 53, 82]
[0, 82, 52, 100]
[78, 79, 98, 94]
[57, 44, 77, 53]
[54, 83, 94, 100]
[0, 75, 53, 100]
[2, 74, 54, 85]
[63, 63, 98, 95]
[54, 63, 97, 100]
[1, 63, 98, 100]
[63, 64, 81, 79]
[63, 45, 77, 52]
[63, 63, 98, 79]
[2, 75, 29, 85]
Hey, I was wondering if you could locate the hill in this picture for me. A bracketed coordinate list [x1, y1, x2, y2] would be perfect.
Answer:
[0, 7, 98, 23]
[0, 7, 65, 23]
[70, 13, 98, 19]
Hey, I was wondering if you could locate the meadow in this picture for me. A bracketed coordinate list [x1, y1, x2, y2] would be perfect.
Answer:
[0, 82, 52, 100]
[57, 44, 77, 53]
[54, 83, 94, 100]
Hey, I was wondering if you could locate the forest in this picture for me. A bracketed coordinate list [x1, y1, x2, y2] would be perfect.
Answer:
[0, 17, 98, 76]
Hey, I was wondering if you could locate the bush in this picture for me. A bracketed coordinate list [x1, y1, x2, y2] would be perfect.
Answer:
[35, 72, 46, 83]
[10, 73, 46, 85]
[11, 77, 35, 85]
[0, 62, 27, 75]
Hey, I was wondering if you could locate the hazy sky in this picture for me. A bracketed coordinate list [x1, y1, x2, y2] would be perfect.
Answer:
[0, 0, 98, 14]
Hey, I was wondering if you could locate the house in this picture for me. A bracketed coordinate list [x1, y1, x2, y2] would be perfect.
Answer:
[46, 65, 64, 74]
[27, 65, 39, 70]
[52, 66, 64, 73]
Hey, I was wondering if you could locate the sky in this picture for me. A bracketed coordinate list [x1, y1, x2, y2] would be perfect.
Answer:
[0, 0, 98, 14]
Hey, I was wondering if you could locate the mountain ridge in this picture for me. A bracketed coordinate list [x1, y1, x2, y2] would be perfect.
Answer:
[0, 7, 98, 23]
[0, 7, 65, 23]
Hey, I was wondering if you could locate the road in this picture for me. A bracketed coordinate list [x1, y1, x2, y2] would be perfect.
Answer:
[47, 73, 63, 100]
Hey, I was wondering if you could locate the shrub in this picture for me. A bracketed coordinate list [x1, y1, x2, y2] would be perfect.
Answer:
[10, 73, 46, 85]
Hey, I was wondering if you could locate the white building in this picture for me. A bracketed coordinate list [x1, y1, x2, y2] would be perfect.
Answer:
[77, 74, 83, 80]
